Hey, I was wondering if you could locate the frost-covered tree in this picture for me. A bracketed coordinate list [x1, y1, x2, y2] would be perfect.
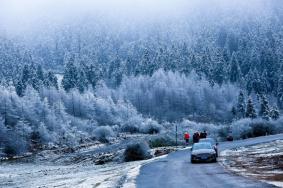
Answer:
[270, 106, 280, 120]
[21, 64, 32, 87]
[62, 57, 78, 91]
[15, 80, 25, 97]
[259, 95, 271, 120]
[85, 64, 102, 89]
[245, 98, 257, 119]
[77, 68, 88, 93]
[245, 69, 255, 94]
[229, 53, 242, 83]
[260, 69, 269, 94]
[44, 71, 58, 89]
[107, 70, 238, 122]
[36, 65, 45, 83]
[277, 73, 283, 109]
[236, 91, 245, 119]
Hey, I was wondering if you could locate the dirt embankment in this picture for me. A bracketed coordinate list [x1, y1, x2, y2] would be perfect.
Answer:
[220, 140, 283, 187]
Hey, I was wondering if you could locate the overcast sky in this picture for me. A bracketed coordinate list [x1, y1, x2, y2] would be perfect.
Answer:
[0, 0, 269, 38]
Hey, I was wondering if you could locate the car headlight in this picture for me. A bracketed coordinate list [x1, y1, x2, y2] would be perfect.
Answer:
[191, 155, 197, 159]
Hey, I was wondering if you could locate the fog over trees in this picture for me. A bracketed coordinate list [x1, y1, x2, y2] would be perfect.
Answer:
[0, 0, 282, 154]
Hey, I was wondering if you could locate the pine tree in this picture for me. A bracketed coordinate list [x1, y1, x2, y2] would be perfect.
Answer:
[231, 106, 237, 117]
[85, 64, 102, 89]
[15, 80, 25, 97]
[77, 69, 88, 93]
[36, 65, 45, 89]
[245, 98, 257, 119]
[229, 53, 242, 83]
[259, 95, 271, 120]
[44, 71, 58, 89]
[260, 69, 269, 94]
[236, 91, 246, 118]
[277, 73, 283, 109]
[21, 64, 31, 86]
[249, 68, 262, 94]
[136, 50, 151, 75]
[212, 61, 226, 86]
[246, 69, 255, 94]
[30, 63, 41, 91]
[270, 106, 280, 120]
[36, 65, 44, 82]
[62, 57, 78, 92]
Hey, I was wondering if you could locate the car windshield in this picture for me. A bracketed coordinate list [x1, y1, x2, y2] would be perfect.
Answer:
[193, 143, 212, 150]
[199, 138, 216, 145]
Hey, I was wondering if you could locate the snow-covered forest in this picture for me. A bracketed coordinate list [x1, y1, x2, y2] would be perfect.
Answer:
[0, 0, 283, 155]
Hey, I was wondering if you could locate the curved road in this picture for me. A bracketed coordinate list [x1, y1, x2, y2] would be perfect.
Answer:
[136, 134, 283, 188]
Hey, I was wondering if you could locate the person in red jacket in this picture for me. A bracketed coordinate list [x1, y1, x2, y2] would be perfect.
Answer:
[184, 132, 190, 145]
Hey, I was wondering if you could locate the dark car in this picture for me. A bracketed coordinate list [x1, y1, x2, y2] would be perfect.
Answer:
[199, 138, 218, 157]
[191, 143, 217, 163]
[227, 135, 233, 141]
[226, 131, 234, 141]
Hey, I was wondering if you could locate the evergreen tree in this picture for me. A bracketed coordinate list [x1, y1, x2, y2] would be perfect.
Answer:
[179, 43, 191, 74]
[260, 69, 269, 94]
[245, 98, 257, 119]
[259, 95, 271, 120]
[252, 69, 262, 94]
[44, 71, 58, 89]
[21, 64, 31, 86]
[62, 57, 78, 92]
[278, 73, 283, 109]
[212, 61, 226, 86]
[136, 50, 151, 75]
[246, 69, 255, 94]
[229, 53, 242, 83]
[236, 91, 246, 118]
[30, 64, 41, 91]
[36, 65, 45, 82]
[77, 69, 88, 93]
[35, 65, 45, 90]
[270, 106, 280, 120]
[85, 64, 102, 89]
[15, 80, 25, 97]
[231, 106, 237, 117]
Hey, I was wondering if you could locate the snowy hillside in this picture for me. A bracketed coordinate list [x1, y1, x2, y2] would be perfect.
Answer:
[0, 1, 283, 187]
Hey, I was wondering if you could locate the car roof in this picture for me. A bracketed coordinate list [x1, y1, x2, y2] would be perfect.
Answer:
[193, 142, 212, 147]
[194, 142, 211, 145]
[199, 138, 215, 142]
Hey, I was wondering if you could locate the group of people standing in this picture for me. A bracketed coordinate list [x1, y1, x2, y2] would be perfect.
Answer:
[183, 131, 207, 144]
[193, 131, 207, 143]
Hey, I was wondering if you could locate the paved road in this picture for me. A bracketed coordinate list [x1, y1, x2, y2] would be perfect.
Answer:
[136, 134, 283, 188]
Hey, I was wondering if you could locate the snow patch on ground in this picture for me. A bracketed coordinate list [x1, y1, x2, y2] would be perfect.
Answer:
[219, 140, 283, 188]
[0, 160, 147, 188]
[0, 135, 182, 188]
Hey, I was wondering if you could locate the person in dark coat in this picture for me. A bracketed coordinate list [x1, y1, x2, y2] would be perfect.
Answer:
[193, 132, 200, 143]
[203, 130, 207, 138]
[200, 131, 207, 139]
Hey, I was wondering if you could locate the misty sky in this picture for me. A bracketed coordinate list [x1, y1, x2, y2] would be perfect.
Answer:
[0, 0, 272, 40]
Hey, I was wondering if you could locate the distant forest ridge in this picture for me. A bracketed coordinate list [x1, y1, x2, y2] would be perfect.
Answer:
[0, 0, 282, 106]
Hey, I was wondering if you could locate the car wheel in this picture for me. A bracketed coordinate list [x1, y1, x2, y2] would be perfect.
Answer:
[191, 159, 195, 163]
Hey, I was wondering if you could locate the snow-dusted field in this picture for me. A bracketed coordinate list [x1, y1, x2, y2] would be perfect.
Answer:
[0, 150, 171, 188]
[0, 160, 144, 188]
[0, 134, 175, 188]
[220, 140, 283, 188]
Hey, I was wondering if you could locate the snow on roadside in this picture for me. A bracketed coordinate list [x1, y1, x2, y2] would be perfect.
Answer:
[219, 140, 283, 188]
[0, 141, 182, 188]
[0, 160, 147, 188]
